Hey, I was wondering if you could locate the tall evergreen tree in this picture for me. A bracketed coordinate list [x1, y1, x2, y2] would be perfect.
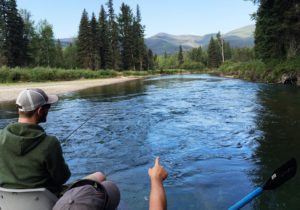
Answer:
[178, 45, 184, 66]
[54, 40, 63, 67]
[118, 3, 134, 70]
[63, 43, 78, 69]
[223, 42, 232, 60]
[279, 0, 300, 58]
[20, 9, 37, 66]
[147, 49, 154, 70]
[99, 5, 111, 69]
[5, 0, 26, 67]
[207, 37, 221, 68]
[107, 0, 120, 69]
[216, 32, 224, 63]
[253, 0, 300, 60]
[133, 5, 145, 70]
[254, 0, 284, 60]
[90, 13, 100, 70]
[0, 0, 7, 65]
[77, 9, 92, 69]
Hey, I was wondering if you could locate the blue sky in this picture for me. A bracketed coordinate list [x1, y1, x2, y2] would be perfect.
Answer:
[17, 0, 257, 39]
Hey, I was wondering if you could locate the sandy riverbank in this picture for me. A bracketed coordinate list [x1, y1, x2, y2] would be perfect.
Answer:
[0, 77, 141, 103]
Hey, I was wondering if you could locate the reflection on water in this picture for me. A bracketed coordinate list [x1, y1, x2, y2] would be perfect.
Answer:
[0, 75, 299, 210]
[252, 85, 300, 210]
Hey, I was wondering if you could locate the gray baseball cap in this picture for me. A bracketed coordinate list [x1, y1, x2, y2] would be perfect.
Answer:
[16, 88, 58, 112]
[53, 181, 120, 210]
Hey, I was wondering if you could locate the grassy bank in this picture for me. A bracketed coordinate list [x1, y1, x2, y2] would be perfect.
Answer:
[217, 57, 300, 85]
[0, 67, 208, 83]
[0, 67, 119, 83]
[1, 61, 299, 85]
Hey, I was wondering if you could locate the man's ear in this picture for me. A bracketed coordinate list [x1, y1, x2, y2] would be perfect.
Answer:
[36, 107, 44, 116]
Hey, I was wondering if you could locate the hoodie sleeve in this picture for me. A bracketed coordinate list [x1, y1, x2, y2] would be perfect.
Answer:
[45, 137, 71, 185]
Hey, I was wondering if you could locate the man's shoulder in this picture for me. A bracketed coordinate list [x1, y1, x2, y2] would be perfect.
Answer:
[43, 135, 61, 147]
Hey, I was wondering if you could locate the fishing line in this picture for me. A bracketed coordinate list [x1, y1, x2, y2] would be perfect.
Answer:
[62, 114, 97, 142]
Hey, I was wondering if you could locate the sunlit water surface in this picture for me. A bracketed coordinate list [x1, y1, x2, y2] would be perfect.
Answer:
[0, 74, 299, 210]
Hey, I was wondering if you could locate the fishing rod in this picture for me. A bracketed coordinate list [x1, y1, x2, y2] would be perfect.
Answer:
[62, 114, 97, 142]
[228, 158, 297, 210]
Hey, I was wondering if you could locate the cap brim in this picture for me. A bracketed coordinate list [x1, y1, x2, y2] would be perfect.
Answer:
[101, 181, 120, 210]
[46, 95, 59, 104]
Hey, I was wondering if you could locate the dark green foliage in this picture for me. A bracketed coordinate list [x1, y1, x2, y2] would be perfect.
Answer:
[254, 0, 300, 60]
[223, 42, 232, 60]
[133, 5, 145, 71]
[77, 9, 91, 69]
[0, 0, 6, 65]
[0, 0, 27, 67]
[147, 49, 155, 70]
[178, 45, 184, 66]
[99, 5, 111, 69]
[207, 37, 221, 68]
[54, 40, 63, 67]
[0, 0, 156, 73]
[118, 3, 134, 70]
[36, 20, 56, 67]
[90, 13, 100, 70]
[231, 48, 255, 62]
[107, 0, 120, 69]
[63, 43, 78, 69]
[0, 67, 118, 82]
[20, 9, 37, 66]
[188, 47, 204, 63]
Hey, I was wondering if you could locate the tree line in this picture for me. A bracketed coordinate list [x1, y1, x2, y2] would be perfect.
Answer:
[76, 0, 155, 70]
[157, 32, 255, 70]
[0, 0, 155, 70]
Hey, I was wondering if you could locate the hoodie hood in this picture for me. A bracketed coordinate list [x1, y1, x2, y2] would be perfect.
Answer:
[0, 123, 46, 156]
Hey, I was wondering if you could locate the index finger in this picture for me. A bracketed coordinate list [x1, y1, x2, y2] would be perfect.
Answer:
[155, 156, 160, 166]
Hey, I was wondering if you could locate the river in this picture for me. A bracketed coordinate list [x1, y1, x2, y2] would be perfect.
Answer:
[0, 74, 299, 210]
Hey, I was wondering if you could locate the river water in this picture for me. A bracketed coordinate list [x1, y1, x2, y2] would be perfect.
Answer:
[0, 74, 299, 210]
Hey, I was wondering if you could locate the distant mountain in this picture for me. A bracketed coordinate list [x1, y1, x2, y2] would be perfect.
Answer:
[58, 38, 75, 47]
[59, 25, 255, 55]
[145, 25, 255, 55]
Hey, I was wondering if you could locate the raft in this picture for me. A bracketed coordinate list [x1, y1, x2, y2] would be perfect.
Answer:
[0, 187, 57, 210]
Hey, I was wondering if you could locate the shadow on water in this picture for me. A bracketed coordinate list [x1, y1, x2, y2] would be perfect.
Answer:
[0, 75, 299, 210]
[251, 85, 300, 210]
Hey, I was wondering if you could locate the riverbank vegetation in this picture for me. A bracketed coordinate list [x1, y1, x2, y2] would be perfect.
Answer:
[0, 66, 206, 83]
[0, 0, 299, 85]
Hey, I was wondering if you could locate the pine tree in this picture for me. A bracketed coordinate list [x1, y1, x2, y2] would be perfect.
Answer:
[5, 0, 26, 67]
[20, 9, 37, 66]
[208, 37, 220, 68]
[216, 32, 224, 63]
[90, 13, 100, 70]
[107, 0, 120, 69]
[254, 0, 284, 60]
[99, 5, 111, 69]
[77, 9, 91, 69]
[280, 0, 300, 58]
[118, 3, 134, 70]
[178, 45, 184, 66]
[253, 0, 300, 60]
[147, 49, 154, 70]
[54, 40, 63, 67]
[63, 43, 78, 69]
[223, 42, 232, 60]
[133, 5, 145, 70]
[0, 0, 7, 65]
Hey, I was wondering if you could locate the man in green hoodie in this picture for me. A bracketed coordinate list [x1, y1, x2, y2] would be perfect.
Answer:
[0, 88, 71, 195]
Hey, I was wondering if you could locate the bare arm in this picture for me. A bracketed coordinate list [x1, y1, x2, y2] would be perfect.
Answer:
[148, 157, 168, 210]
